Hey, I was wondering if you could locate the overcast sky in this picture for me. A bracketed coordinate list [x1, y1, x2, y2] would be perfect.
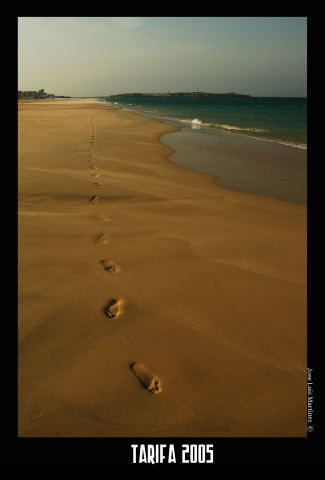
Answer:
[18, 17, 307, 97]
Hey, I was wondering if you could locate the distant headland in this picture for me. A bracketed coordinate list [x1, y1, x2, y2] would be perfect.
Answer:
[107, 91, 251, 98]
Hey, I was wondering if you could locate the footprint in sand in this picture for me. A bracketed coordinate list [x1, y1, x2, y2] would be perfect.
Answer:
[89, 195, 100, 203]
[99, 259, 119, 273]
[91, 173, 100, 177]
[90, 166, 98, 170]
[95, 233, 109, 244]
[97, 216, 110, 223]
[94, 182, 103, 187]
[103, 298, 122, 318]
[130, 363, 162, 394]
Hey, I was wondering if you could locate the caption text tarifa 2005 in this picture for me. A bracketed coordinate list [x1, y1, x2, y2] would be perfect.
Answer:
[131, 444, 214, 464]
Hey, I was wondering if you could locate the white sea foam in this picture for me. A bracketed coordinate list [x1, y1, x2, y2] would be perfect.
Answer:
[173, 118, 195, 124]
[192, 118, 203, 125]
[243, 135, 307, 150]
[210, 123, 306, 150]
[211, 123, 267, 133]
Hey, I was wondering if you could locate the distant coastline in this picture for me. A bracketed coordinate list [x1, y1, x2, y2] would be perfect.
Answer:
[107, 91, 251, 98]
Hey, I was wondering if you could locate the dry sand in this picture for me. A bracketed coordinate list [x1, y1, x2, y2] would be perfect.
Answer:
[18, 98, 306, 437]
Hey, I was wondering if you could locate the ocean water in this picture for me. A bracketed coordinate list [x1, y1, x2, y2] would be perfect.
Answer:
[101, 95, 307, 150]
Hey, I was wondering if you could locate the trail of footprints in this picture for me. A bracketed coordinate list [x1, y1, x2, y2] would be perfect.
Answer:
[87, 117, 161, 394]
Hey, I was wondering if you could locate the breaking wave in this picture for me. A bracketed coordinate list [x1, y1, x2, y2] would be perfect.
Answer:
[173, 118, 306, 150]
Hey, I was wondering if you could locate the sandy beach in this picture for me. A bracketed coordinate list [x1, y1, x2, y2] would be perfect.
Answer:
[18, 98, 306, 437]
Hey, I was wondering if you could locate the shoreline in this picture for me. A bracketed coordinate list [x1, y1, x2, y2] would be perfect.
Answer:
[18, 98, 306, 437]
[100, 101, 307, 205]
[101, 98, 307, 151]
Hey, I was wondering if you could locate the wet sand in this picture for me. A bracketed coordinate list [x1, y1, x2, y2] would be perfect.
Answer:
[18, 98, 306, 437]
[160, 122, 307, 205]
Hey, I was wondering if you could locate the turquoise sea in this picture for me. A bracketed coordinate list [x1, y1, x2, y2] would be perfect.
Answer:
[101, 95, 307, 149]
